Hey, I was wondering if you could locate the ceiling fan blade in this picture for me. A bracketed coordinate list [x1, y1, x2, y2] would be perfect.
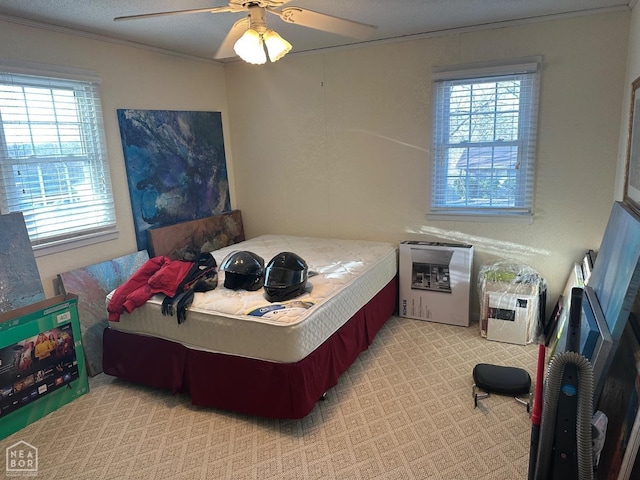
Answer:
[114, 6, 240, 22]
[276, 7, 377, 40]
[214, 17, 250, 60]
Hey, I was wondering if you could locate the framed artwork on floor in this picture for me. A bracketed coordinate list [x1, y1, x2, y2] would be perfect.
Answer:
[596, 315, 640, 480]
[57, 251, 150, 376]
[0, 212, 45, 313]
[589, 202, 640, 342]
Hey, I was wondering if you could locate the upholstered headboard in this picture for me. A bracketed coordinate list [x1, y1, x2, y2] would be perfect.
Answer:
[147, 209, 245, 259]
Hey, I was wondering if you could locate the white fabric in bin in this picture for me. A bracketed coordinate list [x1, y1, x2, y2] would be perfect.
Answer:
[107, 235, 397, 363]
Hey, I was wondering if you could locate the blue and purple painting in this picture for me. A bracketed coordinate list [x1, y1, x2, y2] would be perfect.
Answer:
[117, 109, 231, 252]
[57, 250, 149, 376]
[589, 201, 640, 341]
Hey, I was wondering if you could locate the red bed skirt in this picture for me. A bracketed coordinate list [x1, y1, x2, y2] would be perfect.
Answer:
[102, 276, 397, 419]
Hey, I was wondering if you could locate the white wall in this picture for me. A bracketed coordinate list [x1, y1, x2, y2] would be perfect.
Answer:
[0, 11, 632, 317]
[0, 18, 233, 297]
[225, 12, 630, 316]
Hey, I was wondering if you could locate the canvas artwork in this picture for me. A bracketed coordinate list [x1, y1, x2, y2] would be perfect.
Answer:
[589, 202, 640, 341]
[595, 317, 640, 480]
[0, 212, 45, 313]
[117, 109, 231, 252]
[57, 250, 150, 376]
[148, 210, 245, 259]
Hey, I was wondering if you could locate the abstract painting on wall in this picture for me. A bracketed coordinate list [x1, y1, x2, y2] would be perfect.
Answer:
[57, 250, 150, 376]
[0, 212, 45, 313]
[117, 109, 231, 252]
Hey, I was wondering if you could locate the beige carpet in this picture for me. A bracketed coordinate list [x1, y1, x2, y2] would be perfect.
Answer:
[0, 316, 540, 479]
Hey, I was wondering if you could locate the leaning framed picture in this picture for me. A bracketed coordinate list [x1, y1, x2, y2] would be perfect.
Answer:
[624, 76, 640, 217]
[596, 315, 640, 480]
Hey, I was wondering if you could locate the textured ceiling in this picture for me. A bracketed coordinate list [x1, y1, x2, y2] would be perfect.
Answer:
[0, 0, 632, 62]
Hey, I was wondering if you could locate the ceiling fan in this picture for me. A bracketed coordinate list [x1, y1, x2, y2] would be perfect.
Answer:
[114, 1, 378, 64]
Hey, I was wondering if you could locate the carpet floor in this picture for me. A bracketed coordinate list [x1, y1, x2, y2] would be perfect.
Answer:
[0, 316, 539, 479]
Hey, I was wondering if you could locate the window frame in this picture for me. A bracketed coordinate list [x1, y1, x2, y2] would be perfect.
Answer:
[427, 57, 542, 223]
[0, 60, 118, 256]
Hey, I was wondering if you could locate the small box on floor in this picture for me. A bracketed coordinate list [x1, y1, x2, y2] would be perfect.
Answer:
[399, 241, 473, 326]
[486, 290, 539, 345]
[478, 262, 546, 345]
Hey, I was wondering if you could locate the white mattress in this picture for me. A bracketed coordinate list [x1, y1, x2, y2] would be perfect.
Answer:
[108, 235, 397, 363]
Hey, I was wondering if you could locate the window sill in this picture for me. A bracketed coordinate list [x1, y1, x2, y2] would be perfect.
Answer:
[426, 212, 533, 224]
[33, 229, 120, 258]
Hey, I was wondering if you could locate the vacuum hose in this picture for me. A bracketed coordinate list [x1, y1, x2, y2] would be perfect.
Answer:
[534, 351, 593, 480]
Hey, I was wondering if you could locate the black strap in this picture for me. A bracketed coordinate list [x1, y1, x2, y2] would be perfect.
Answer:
[162, 253, 218, 324]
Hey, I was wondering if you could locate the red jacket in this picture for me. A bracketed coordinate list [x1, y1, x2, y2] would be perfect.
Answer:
[107, 256, 194, 322]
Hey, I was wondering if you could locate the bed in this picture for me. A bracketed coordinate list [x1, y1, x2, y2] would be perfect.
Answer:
[102, 214, 398, 419]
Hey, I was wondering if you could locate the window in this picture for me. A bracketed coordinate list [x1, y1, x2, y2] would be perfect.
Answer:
[429, 57, 541, 221]
[0, 62, 116, 252]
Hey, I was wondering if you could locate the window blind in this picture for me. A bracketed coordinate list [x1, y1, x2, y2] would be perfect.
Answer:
[0, 68, 116, 245]
[429, 58, 541, 218]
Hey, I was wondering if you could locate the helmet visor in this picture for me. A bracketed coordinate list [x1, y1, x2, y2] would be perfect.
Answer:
[265, 267, 306, 287]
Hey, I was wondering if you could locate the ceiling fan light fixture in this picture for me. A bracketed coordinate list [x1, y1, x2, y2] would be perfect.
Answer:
[263, 29, 292, 62]
[114, 2, 378, 63]
[233, 27, 266, 64]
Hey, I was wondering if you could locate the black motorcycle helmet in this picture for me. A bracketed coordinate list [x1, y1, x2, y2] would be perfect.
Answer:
[264, 252, 308, 302]
[220, 251, 265, 291]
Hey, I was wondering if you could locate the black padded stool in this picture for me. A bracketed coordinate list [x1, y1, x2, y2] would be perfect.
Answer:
[472, 363, 532, 411]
